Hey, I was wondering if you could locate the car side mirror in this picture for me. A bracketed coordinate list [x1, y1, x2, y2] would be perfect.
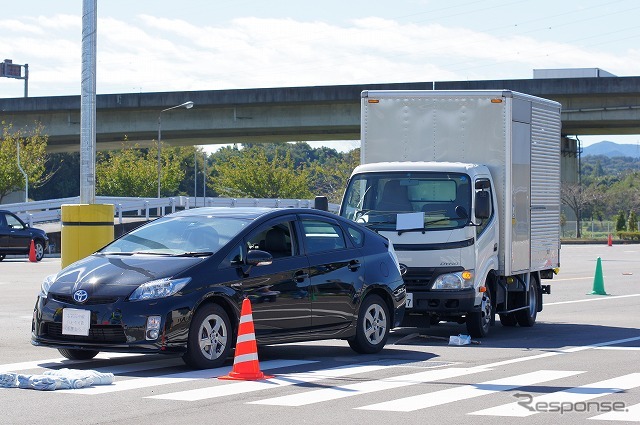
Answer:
[241, 250, 273, 278]
[246, 250, 273, 267]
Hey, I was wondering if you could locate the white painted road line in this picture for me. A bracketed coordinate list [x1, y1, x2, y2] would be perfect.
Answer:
[590, 402, 640, 422]
[58, 359, 315, 395]
[471, 373, 640, 417]
[147, 362, 410, 401]
[545, 293, 640, 306]
[594, 346, 640, 351]
[0, 352, 141, 374]
[251, 366, 492, 407]
[357, 370, 583, 412]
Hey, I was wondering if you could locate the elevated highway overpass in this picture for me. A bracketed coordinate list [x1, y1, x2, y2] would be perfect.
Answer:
[1, 76, 639, 153]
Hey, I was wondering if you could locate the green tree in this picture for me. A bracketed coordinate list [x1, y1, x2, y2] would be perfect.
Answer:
[615, 210, 626, 232]
[308, 148, 360, 203]
[30, 152, 80, 200]
[96, 142, 184, 197]
[0, 122, 50, 202]
[561, 182, 602, 238]
[212, 146, 312, 198]
[628, 210, 638, 232]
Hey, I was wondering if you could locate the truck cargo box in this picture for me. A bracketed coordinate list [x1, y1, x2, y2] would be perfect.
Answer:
[360, 90, 561, 275]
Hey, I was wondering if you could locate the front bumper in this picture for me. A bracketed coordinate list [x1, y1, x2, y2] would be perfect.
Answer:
[402, 266, 479, 315]
[31, 294, 195, 354]
[406, 288, 477, 315]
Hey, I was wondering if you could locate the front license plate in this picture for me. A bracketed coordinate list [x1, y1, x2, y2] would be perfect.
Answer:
[405, 292, 413, 309]
[62, 308, 91, 336]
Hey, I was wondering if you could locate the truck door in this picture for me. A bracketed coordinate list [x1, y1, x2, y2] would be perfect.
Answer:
[475, 178, 499, 281]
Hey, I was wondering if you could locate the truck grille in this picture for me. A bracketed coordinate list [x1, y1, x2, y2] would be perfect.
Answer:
[403, 266, 463, 291]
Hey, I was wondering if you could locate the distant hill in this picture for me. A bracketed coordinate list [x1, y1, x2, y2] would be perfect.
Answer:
[583, 141, 640, 158]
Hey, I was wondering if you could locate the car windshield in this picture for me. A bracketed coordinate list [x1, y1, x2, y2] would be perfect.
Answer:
[100, 215, 250, 255]
[340, 172, 472, 231]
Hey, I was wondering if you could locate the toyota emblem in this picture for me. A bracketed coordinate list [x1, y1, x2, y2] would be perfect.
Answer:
[73, 290, 89, 303]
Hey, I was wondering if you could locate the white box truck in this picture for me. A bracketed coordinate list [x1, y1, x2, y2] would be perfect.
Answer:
[338, 90, 561, 337]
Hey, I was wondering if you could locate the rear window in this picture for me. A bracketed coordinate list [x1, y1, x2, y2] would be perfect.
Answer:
[302, 219, 347, 254]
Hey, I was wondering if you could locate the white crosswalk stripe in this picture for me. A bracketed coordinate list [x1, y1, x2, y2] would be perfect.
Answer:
[590, 402, 640, 422]
[147, 362, 407, 401]
[0, 353, 140, 374]
[251, 366, 492, 407]
[58, 359, 315, 394]
[470, 373, 640, 417]
[3, 353, 637, 420]
[357, 370, 584, 412]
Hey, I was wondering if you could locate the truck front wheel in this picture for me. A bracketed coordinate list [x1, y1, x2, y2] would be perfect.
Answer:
[466, 290, 492, 338]
[515, 277, 538, 327]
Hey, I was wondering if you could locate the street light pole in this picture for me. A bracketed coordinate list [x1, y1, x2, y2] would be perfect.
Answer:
[157, 101, 194, 198]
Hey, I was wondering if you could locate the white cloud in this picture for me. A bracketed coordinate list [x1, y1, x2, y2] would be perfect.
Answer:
[1, 12, 639, 97]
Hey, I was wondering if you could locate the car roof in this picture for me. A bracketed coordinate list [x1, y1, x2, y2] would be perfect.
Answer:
[168, 207, 337, 221]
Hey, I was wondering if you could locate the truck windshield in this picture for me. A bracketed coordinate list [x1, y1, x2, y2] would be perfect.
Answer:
[340, 172, 472, 231]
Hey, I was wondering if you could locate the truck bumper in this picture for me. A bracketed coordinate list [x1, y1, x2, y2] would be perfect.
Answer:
[405, 288, 477, 316]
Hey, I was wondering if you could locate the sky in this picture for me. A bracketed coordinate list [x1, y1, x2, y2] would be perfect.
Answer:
[2, 0, 640, 149]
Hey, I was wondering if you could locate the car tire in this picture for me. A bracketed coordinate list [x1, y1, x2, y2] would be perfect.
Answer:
[58, 348, 99, 360]
[183, 303, 233, 369]
[515, 277, 538, 327]
[0, 254, 5, 262]
[34, 239, 45, 261]
[466, 289, 492, 338]
[348, 294, 389, 354]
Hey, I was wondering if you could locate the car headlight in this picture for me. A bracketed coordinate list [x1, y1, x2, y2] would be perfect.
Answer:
[432, 270, 474, 290]
[39, 274, 56, 298]
[128, 277, 191, 301]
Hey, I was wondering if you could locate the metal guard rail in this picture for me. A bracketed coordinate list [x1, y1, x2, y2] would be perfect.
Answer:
[1, 196, 340, 227]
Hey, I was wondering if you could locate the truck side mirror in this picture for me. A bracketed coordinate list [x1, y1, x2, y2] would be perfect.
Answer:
[475, 191, 491, 219]
[314, 196, 329, 211]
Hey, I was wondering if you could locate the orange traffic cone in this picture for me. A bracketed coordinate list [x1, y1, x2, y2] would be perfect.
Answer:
[28, 240, 37, 262]
[219, 298, 272, 381]
[607, 234, 613, 246]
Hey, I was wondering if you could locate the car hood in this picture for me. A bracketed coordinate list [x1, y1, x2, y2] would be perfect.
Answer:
[50, 254, 204, 297]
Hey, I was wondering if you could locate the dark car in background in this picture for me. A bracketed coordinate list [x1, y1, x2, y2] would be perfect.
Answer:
[32, 207, 405, 369]
[0, 210, 49, 261]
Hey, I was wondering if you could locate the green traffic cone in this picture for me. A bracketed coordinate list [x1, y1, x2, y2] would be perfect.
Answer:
[589, 257, 608, 295]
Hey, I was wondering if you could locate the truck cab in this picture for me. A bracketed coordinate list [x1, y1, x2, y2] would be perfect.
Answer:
[340, 161, 499, 336]
[338, 90, 561, 338]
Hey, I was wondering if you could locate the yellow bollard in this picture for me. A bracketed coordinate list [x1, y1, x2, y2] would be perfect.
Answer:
[61, 204, 114, 268]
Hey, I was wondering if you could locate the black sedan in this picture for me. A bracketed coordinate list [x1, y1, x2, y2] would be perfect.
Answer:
[0, 210, 49, 261]
[32, 207, 405, 369]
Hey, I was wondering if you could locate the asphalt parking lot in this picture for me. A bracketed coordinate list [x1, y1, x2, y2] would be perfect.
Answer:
[1, 243, 639, 425]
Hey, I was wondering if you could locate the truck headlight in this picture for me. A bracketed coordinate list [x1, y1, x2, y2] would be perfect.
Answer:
[128, 277, 190, 301]
[432, 270, 474, 290]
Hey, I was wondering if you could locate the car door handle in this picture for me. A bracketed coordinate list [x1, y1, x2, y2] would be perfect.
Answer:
[294, 270, 309, 282]
[348, 260, 361, 271]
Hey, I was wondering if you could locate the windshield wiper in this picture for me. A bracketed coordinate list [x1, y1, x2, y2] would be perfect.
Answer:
[175, 251, 214, 257]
